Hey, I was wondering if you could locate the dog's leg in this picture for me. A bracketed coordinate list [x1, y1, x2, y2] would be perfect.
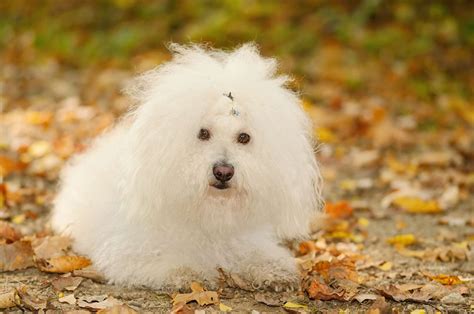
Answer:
[227, 231, 300, 292]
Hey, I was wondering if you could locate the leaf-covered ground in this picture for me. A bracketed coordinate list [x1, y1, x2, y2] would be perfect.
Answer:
[1, 1, 473, 313]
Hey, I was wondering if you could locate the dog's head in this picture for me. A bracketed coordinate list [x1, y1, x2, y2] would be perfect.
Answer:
[123, 44, 322, 238]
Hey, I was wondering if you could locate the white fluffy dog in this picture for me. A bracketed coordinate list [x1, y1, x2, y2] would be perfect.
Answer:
[51, 44, 322, 291]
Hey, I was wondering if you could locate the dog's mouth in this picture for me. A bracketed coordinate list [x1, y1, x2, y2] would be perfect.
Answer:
[210, 181, 230, 190]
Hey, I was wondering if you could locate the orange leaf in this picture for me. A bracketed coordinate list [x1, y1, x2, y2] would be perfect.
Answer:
[425, 274, 463, 285]
[37, 255, 91, 273]
[325, 201, 353, 219]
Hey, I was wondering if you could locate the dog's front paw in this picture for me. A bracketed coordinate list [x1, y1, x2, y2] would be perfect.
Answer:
[249, 268, 300, 293]
[224, 259, 300, 292]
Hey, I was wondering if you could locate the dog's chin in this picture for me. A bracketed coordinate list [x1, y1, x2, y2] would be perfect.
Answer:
[211, 182, 229, 190]
[208, 181, 235, 197]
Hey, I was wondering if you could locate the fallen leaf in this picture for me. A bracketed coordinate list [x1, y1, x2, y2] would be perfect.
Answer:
[440, 292, 466, 305]
[59, 293, 77, 305]
[37, 255, 91, 273]
[298, 241, 316, 255]
[25, 111, 53, 126]
[172, 283, 219, 306]
[378, 284, 432, 302]
[27, 141, 52, 158]
[0, 289, 20, 309]
[0, 155, 25, 177]
[0, 221, 22, 243]
[219, 303, 232, 312]
[32, 236, 71, 259]
[283, 302, 308, 309]
[386, 234, 416, 246]
[17, 287, 47, 311]
[51, 276, 83, 291]
[378, 261, 393, 271]
[354, 293, 379, 303]
[410, 310, 426, 314]
[396, 284, 425, 292]
[392, 197, 442, 214]
[325, 201, 353, 219]
[0, 240, 34, 271]
[254, 292, 283, 306]
[305, 277, 345, 301]
[368, 296, 390, 314]
[424, 273, 463, 285]
[73, 266, 106, 282]
[97, 305, 138, 314]
[78, 295, 122, 310]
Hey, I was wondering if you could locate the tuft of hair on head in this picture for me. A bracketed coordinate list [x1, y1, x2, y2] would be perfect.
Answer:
[124, 42, 292, 105]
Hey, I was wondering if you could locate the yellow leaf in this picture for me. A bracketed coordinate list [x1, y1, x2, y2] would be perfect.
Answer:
[190, 282, 204, 293]
[25, 111, 53, 126]
[11, 214, 26, 225]
[283, 302, 308, 309]
[28, 141, 52, 158]
[358, 217, 370, 228]
[386, 234, 416, 246]
[378, 261, 393, 271]
[410, 310, 426, 314]
[219, 303, 232, 312]
[316, 127, 335, 143]
[393, 197, 441, 214]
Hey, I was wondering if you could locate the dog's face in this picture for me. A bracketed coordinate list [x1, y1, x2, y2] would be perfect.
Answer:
[124, 44, 322, 237]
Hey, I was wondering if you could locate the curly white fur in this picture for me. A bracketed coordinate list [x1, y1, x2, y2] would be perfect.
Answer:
[51, 43, 323, 290]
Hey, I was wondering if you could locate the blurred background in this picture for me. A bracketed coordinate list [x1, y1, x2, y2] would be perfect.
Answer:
[1, 0, 473, 212]
[1, 1, 474, 310]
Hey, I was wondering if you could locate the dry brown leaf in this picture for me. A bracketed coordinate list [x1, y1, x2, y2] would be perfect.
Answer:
[172, 283, 219, 306]
[254, 292, 284, 306]
[51, 275, 84, 291]
[0, 221, 22, 243]
[31, 235, 71, 259]
[59, 293, 77, 305]
[0, 240, 34, 271]
[354, 293, 379, 303]
[97, 305, 138, 314]
[73, 266, 106, 282]
[368, 296, 390, 314]
[78, 295, 122, 310]
[0, 289, 20, 309]
[17, 287, 47, 311]
[378, 284, 433, 302]
[37, 255, 91, 273]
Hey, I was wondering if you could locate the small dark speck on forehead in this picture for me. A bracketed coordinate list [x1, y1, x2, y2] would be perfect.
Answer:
[224, 92, 234, 101]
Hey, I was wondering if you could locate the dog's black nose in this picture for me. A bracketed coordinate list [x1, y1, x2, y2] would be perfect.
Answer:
[213, 163, 234, 182]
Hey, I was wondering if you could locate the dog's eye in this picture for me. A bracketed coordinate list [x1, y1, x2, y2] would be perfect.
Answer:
[198, 128, 211, 141]
[237, 132, 251, 144]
